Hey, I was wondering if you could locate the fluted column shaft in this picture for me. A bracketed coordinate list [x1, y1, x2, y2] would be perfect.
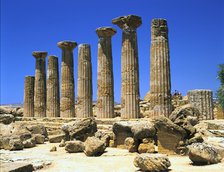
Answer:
[47, 56, 60, 117]
[96, 27, 116, 118]
[112, 15, 142, 119]
[23, 76, 35, 117]
[150, 19, 172, 118]
[77, 44, 93, 118]
[188, 89, 214, 120]
[33, 51, 47, 117]
[58, 41, 77, 118]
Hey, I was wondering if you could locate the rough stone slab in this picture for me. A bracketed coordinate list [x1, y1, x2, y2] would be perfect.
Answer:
[1, 162, 34, 172]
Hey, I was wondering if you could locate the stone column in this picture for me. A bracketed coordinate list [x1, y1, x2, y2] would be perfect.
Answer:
[112, 15, 141, 119]
[23, 76, 35, 117]
[58, 41, 77, 118]
[149, 19, 172, 118]
[96, 27, 116, 118]
[33, 51, 47, 117]
[46, 55, 60, 117]
[77, 44, 93, 118]
[188, 89, 214, 120]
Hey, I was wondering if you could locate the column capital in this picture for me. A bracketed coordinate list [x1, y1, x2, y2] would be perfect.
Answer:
[32, 51, 48, 58]
[96, 27, 116, 37]
[112, 15, 142, 31]
[57, 41, 77, 50]
[151, 18, 168, 39]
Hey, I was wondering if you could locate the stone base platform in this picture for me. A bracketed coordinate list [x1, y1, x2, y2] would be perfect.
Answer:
[15, 117, 145, 136]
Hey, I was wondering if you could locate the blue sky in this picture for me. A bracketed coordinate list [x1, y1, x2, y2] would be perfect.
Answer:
[1, 0, 224, 104]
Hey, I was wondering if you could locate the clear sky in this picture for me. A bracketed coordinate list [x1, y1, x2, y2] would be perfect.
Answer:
[1, 0, 224, 104]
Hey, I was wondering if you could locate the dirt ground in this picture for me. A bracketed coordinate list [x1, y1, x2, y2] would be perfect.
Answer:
[1, 142, 224, 172]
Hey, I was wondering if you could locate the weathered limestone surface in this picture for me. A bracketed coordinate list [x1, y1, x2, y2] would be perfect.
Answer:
[188, 89, 214, 120]
[77, 44, 93, 118]
[23, 76, 35, 117]
[112, 15, 141, 119]
[33, 51, 47, 117]
[96, 27, 116, 118]
[149, 19, 172, 118]
[47, 56, 60, 117]
[58, 41, 77, 118]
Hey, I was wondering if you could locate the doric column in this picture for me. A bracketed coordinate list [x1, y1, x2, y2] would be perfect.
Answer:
[33, 51, 47, 117]
[57, 41, 77, 118]
[77, 44, 93, 118]
[112, 15, 142, 119]
[149, 19, 172, 118]
[188, 89, 214, 120]
[23, 76, 35, 117]
[46, 55, 60, 117]
[96, 27, 116, 118]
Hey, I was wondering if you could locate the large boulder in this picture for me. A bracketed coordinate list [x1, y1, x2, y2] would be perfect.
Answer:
[11, 107, 23, 116]
[154, 117, 187, 154]
[134, 153, 171, 172]
[138, 142, 155, 154]
[113, 121, 133, 147]
[0, 123, 48, 150]
[0, 106, 13, 114]
[1, 162, 34, 172]
[188, 143, 222, 165]
[0, 136, 13, 150]
[131, 122, 156, 140]
[22, 138, 36, 148]
[95, 131, 110, 147]
[0, 114, 15, 124]
[34, 134, 45, 144]
[26, 125, 48, 138]
[169, 104, 200, 123]
[49, 134, 66, 143]
[113, 121, 155, 148]
[204, 136, 224, 159]
[194, 120, 224, 138]
[65, 140, 85, 153]
[84, 136, 106, 156]
[169, 104, 200, 137]
[8, 139, 24, 151]
[62, 118, 97, 141]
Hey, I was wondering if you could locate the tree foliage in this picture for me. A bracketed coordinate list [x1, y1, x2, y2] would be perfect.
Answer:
[216, 64, 224, 111]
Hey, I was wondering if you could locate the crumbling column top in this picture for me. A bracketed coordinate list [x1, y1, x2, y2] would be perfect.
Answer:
[151, 18, 167, 26]
[32, 51, 48, 58]
[48, 55, 58, 59]
[25, 76, 35, 79]
[96, 27, 116, 37]
[78, 43, 90, 48]
[57, 41, 77, 50]
[112, 15, 142, 30]
[151, 18, 168, 39]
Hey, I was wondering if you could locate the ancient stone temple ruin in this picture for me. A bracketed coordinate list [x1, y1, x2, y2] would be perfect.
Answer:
[23, 15, 214, 121]
[149, 19, 172, 118]
[188, 89, 214, 120]
[2, 14, 221, 172]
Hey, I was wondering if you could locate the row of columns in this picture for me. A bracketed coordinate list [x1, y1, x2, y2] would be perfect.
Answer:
[24, 15, 172, 119]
